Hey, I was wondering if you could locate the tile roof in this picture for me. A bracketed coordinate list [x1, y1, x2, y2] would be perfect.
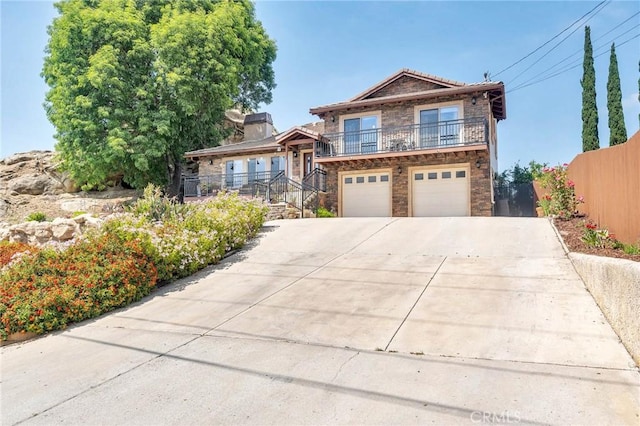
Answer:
[310, 82, 505, 117]
[184, 123, 326, 158]
[184, 136, 278, 157]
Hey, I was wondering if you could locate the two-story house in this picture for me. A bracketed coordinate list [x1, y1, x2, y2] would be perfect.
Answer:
[310, 69, 505, 217]
[183, 68, 506, 217]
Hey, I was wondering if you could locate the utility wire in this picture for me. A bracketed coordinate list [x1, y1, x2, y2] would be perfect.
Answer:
[491, 0, 607, 79]
[510, 25, 640, 92]
[505, 1, 610, 86]
[524, 18, 640, 84]
[508, 33, 640, 94]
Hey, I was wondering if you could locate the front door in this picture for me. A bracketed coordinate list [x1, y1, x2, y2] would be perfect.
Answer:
[303, 152, 313, 178]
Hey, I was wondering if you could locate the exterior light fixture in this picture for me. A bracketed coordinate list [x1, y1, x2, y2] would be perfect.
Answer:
[475, 159, 481, 168]
[293, 151, 298, 158]
[397, 165, 402, 174]
[208, 159, 213, 165]
[471, 96, 477, 105]
[331, 116, 335, 122]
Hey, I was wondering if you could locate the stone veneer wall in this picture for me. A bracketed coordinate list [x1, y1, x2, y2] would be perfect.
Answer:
[323, 94, 491, 134]
[321, 150, 492, 217]
[366, 76, 443, 98]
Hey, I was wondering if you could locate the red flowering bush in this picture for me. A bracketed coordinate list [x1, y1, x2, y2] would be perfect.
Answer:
[581, 221, 616, 249]
[0, 242, 39, 268]
[0, 233, 157, 340]
[537, 164, 583, 220]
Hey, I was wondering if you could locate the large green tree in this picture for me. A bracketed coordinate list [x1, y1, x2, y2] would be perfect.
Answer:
[43, 0, 276, 191]
[606, 43, 627, 146]
[581, 26, 599, 152]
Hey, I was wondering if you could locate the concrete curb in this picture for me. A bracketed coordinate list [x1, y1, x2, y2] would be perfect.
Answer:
[569, 252, 640, 367]
[548, 217, 571, 255]
[550, 218, 639, 367]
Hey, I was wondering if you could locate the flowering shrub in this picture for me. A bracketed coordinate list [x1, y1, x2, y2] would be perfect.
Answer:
[0, 242, 39, 268]
[0, 186, 267, 341]
[101, 189, 267, 282]
[127, 184, 188, 222]
[537, 164, 583, 220]
[581, 221, 615, 249]
[0, 233, 157, 339]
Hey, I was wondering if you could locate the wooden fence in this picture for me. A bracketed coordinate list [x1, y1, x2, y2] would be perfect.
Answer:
[567, 131, 640, 244]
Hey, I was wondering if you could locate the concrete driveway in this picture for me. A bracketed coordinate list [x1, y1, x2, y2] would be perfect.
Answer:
[2, 218, 638, 425]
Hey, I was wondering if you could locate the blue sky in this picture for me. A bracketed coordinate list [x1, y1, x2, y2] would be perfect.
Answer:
[1, 1, 639, 172]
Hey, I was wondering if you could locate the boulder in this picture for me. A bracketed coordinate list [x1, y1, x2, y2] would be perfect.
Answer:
[3, 152, 39, 166]
[8, 175, 60, 195]
[34, 226, 53, 243]
[51, 218, 79, 241]
[72, 213, 102, 228]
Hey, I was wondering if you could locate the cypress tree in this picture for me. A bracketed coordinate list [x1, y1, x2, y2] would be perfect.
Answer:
[581, 26, 599, 151]
[607, 43, 627, 145]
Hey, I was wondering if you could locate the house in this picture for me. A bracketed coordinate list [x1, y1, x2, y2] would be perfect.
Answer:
[183, 68, 506, 217]
[310, 68, 505, 217]
[183, 113, 327, 203]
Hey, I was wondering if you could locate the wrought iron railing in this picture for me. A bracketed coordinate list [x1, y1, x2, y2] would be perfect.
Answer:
[263, 172, 320, 218]
[302, 167, 327, 192]
[183, 171, 276, 198]
[316, 117, 488, 158]
[182, 170, 322, 218]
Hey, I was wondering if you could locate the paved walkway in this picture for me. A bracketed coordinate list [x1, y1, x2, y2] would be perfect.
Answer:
[2, 218, 638, 425]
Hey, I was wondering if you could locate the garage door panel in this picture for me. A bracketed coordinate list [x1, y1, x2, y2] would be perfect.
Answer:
[342, 172, 391, 217]
[412, 167, 469, 217]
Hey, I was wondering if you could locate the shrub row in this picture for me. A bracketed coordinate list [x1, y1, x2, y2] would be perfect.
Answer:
[0, 234, 157, 339]
[0, 187, 268, 340]
[101, 189, 267, 282]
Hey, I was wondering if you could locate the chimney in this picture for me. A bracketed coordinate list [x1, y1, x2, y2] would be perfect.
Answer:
[243, 112, 274, 141]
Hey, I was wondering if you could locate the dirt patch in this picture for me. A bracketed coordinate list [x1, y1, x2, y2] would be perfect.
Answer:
[554, 216, 640, 262]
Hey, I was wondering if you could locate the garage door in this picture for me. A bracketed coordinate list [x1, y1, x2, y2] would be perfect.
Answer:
[342, 172, 391, 217]
[412, 167, 469, 216]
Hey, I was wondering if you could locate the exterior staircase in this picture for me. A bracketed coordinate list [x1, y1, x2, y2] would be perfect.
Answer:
[183, 168, 327, 218]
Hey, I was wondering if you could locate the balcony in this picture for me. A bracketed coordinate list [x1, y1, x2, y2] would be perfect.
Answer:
[316, 117, 488, 158]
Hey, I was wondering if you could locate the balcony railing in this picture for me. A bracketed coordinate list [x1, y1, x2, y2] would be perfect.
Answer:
[316, 117, 488, 158]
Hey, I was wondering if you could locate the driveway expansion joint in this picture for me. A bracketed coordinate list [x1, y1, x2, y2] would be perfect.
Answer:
[384, 256, 447, 351]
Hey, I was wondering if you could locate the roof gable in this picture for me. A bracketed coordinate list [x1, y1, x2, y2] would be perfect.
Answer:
[350, 69, 465, 101]
[276, 126, 322, 144]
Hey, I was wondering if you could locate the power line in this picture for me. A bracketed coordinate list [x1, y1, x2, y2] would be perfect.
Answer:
[507, 33, 640, 94]
[505, 1, 610, 86]
[522, 15, 640, 84]
[510, 24, 640, 92]
[593, 11, 640, 43]
[491, 1, 607, 79]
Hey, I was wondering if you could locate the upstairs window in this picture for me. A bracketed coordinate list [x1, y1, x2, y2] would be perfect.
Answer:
[343, 115, 379, 154]
[418, 105, 461, 147]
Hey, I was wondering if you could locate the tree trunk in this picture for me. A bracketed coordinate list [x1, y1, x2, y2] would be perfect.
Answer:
[166, 159, 182, 200]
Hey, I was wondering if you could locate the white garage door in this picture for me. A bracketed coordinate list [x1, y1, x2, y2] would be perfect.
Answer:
[342, 172, 391, 217]
[412, 167, 469, 216]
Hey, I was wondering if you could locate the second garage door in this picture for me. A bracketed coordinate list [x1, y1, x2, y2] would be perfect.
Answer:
[341, 172, 391, 217]
[412, 166, 469, 216]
